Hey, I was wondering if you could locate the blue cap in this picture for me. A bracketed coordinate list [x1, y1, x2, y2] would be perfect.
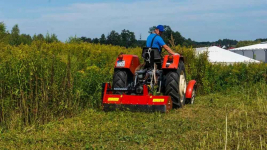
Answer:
[156, 25, 164, 32]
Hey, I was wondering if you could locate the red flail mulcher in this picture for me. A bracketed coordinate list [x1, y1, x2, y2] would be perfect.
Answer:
[102, 47, 196, 113]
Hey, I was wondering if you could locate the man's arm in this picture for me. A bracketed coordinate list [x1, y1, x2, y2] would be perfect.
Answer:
[162, 44, 176, 55]
[157, 36, 177, 55]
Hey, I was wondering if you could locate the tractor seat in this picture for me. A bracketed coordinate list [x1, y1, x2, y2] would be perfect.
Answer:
[142, 47, 161, 60]
[142, 47, 162, 68]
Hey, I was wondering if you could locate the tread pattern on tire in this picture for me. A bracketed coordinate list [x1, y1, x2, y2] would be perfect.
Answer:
[164, 61, 186, 108]
[113, 70, 133, 94]
[113, 71, 127, 88]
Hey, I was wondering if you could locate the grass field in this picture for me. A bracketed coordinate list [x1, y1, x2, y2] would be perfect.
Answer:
[1, 83, 266, 149]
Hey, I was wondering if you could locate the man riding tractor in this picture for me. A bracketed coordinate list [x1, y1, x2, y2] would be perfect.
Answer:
[135, 25, 178, 76]
[146, 25, 177, 56]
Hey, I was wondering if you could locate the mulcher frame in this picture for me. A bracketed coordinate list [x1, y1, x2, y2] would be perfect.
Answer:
[102, 83, 173, 113]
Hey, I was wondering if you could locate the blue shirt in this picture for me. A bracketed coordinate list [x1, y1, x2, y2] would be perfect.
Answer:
[146, 33, 166, 53]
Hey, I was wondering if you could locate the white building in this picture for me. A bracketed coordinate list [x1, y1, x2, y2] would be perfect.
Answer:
[196, 46, 260, 64]
[230, 43, 267, 63]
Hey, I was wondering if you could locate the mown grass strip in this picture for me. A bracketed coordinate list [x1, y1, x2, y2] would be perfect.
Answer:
[0, 86, 266, 149]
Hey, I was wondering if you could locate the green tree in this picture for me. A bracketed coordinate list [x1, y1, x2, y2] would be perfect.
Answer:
[45, 33, 59, 43]
[120, 29, 137, 47]
[99, 34, 106, 44]
[67, 35, 82, 43]
[92, 38, 99, 44]
[172, 31, 185, 46]
[106, 30, 121, 46]
[0, 22, 9, 44]
[221, 39, 238, 46]
[20, 34, 32, 45]
[136, 40, 146, 47]
[33, 34, 45, 41]
[0, 22, 6, 34]
[255, 38, 267, 42]
[236, 40, 261, 48]
[9, 24, 21, 46]
[80, 36, 92, 43]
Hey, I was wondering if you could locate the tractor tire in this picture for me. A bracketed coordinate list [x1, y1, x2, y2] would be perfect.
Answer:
[164, 61, 187, 108]
[112, 70, 132, 94]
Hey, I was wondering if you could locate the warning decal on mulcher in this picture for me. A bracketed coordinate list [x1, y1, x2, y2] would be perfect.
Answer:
[153, 99, 164, 102]
[108, 98, 119, 102]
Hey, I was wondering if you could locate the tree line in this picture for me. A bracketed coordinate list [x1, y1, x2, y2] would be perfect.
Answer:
[1, 22, 266, 48]
[75, 29, 143, 48]
[74, 25, 195, 47]
[70, 25, 267, 48]
[0, 22, 59, 46]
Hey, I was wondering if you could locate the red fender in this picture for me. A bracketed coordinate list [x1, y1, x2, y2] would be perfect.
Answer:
[114, 54, 140, 74]
[186, 80, 196, 99]
[162, 54, 181, 69]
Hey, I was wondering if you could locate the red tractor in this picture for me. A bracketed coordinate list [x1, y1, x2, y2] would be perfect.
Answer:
[102, 47, 196, 112]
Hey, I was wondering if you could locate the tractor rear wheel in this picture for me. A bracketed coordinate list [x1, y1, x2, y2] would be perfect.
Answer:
[164, 61, 187, 108]
[112, 70, 132, 93]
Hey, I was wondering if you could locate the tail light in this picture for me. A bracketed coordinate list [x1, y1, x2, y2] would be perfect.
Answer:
[118, 54, 123, 61]
[168, 55, 173, 62]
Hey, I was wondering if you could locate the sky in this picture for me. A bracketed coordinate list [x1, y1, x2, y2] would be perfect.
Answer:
[0, 0, 267, 42]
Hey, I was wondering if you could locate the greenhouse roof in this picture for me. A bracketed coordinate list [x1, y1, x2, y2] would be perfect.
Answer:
[231, 43, 267, 51]
[196, 46, 260, 63]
